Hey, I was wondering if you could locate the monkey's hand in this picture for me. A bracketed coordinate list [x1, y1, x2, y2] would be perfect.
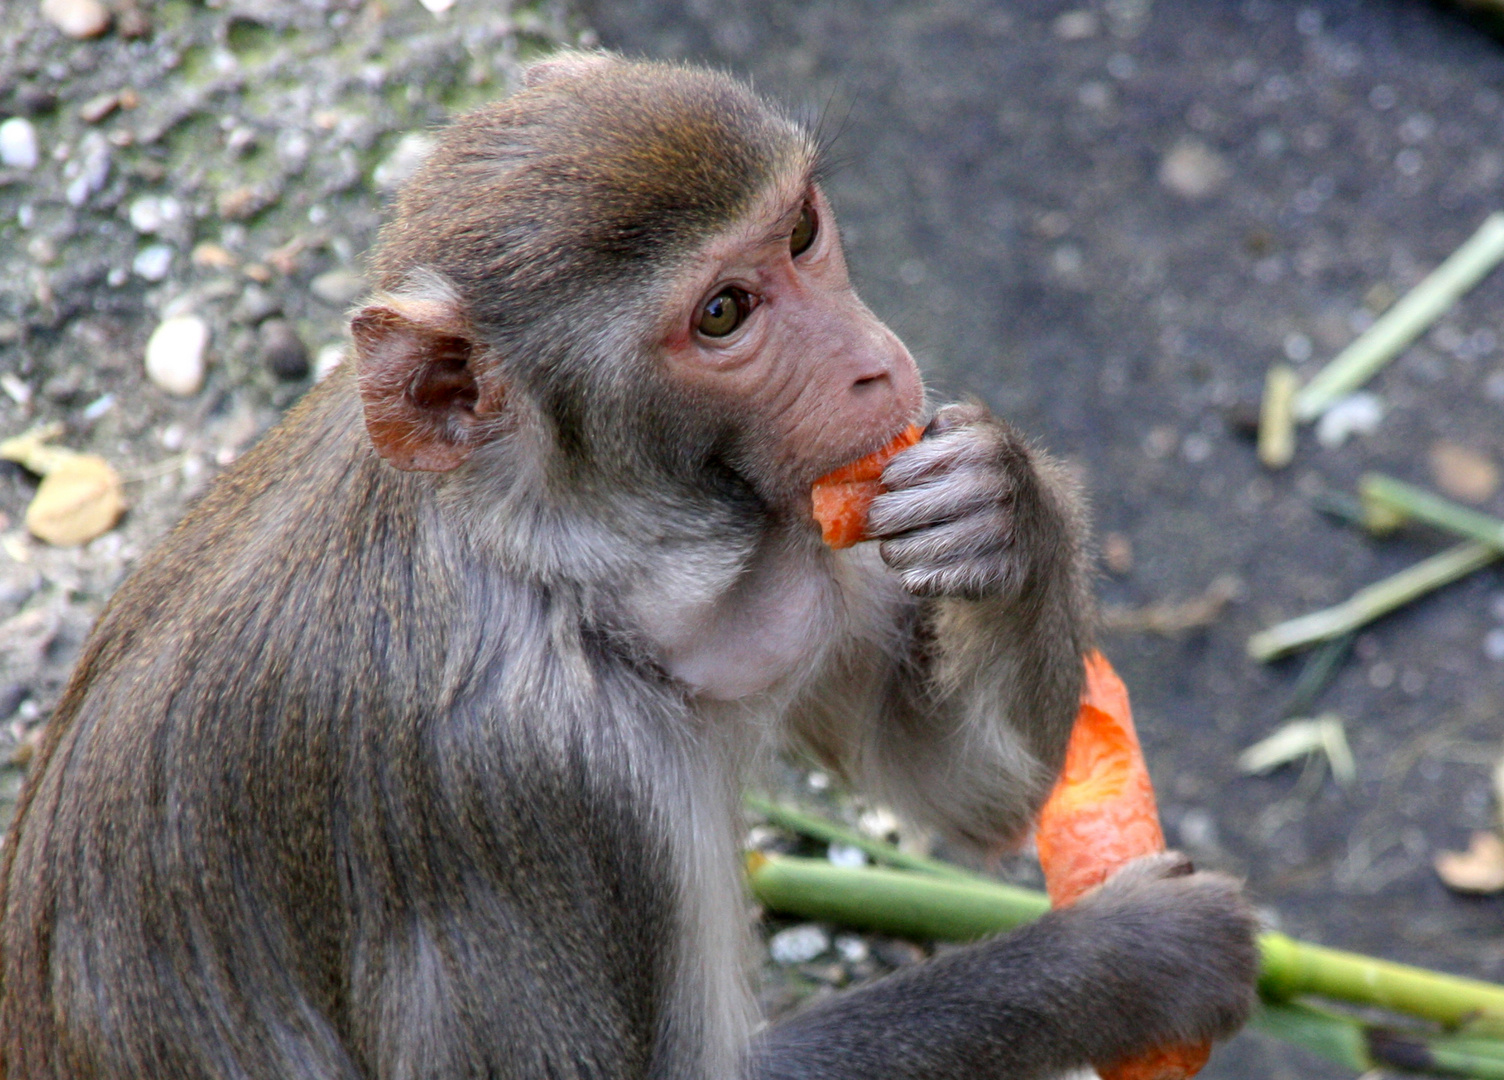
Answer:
[1062, 851, 1260, 1059]
[867, 402, 1066, 601]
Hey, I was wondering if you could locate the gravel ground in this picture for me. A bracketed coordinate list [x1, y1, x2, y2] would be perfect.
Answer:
[0, 0, 584, 798]
[9, 0, 1504, 1076]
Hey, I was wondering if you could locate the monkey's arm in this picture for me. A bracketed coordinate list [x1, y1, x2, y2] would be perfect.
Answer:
[791, 402, 1092, 849]
[750, 854, 1257, 1080]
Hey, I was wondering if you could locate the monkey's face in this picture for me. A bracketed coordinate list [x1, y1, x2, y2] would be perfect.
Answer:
[658, 182, 923, 513]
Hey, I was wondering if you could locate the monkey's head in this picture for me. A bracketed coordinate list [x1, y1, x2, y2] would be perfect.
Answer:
[352, 53, 922, 520]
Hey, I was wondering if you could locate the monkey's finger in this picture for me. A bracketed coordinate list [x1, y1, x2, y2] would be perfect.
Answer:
[881, 428, 1003, 488]
[866, 470, 1005, 538]
[923, 400, 991, 438]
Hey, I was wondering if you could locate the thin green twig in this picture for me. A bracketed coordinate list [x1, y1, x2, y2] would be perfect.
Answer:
[1247, 542, 1497, 661]
[1361, 473, 1504, 550]
[1294, 212, 1504, 421]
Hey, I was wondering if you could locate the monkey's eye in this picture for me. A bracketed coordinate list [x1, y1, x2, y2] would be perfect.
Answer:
[697, 287, 751, 338]
[789, 203, 817, 257]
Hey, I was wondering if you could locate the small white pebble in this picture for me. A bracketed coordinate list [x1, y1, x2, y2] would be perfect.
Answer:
[834, 935, 870, 965]
[0, 118, 40, 171]
[1177, 808, 1219, 850]
[1315, 392, 1384, 448]
[1282, 332, 1312, 363]
[418, 0, 455, 12]
[0, 373, 31, 405]
[805, 770, 831, 793]
[81, 393, 114, 420]
[1181, 433, 1213, 464]
[769, 924, 830, 966]
[128, 194, 183, 236]
[41, 0, 110, 38]
[132, 244, 173, 282]
[1484, 628, 1504, 661]
[373, 132, 436, 194]
[313, 344, 346, 382]
[827, 843, 868, 870]
[145, 315, 210, 397]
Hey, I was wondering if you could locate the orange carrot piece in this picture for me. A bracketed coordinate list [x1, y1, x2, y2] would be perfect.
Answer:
[1035, 651, 1211, 1080]
[811, 424, 923, 549]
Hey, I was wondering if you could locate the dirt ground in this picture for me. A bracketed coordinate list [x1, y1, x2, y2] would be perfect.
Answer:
[578, 1, 1504, 1076]
[5, 0, 1504, 1076]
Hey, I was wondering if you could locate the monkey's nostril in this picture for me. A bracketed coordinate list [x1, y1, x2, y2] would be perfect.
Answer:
[853, 372, 889, 391]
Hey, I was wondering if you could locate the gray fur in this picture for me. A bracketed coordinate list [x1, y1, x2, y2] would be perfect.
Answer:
[0, 55, 1257, 1080]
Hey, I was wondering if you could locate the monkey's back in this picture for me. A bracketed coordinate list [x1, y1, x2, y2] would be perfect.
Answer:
[0, 370, 676, 1079]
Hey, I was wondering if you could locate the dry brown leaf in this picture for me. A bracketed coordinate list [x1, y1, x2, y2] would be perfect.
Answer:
[1429, 441, 1500, 504]
[1435, 831, 1504, 894]
[24, 454, 125, 546]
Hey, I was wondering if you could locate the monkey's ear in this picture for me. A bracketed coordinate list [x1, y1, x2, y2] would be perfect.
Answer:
[351, 303, 502, 472]
[523, 51, 615, 89]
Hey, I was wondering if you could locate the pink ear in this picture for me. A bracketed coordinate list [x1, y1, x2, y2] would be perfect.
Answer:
[351, 303, 501, 472]
[522, 51, 615, 90]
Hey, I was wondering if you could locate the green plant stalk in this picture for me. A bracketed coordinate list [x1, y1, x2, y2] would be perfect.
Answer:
[747, 854, 1504, 1034]
[1293, 211, 1504, 421]
[747, 852, 1050, 941]
[1246, 541, 1497, 661]
[1250, 1001, 1372, 1072]
[1254, 1000, 1504, 1078]
[745, 794, 975, 882]
[1361, 474, 1504, 550]
[1258, 364, 1299, 469]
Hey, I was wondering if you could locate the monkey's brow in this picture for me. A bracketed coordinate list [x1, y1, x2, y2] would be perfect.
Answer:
[757, 189, 812, 247]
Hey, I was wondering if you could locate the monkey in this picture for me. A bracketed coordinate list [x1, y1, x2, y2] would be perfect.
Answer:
[0, 53, 1258, 1080]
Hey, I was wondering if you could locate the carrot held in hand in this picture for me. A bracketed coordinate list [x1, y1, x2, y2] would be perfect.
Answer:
[1035, 651, 1212, 1080]
[811, 424, 924, 548]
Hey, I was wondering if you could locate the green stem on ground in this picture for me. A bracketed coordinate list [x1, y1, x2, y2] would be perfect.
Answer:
[745, 794, 975, 882]
[1246, 541, 1497, 662]
[1360, 474, 1504, 550]
[746, 851, 1504, 1034]
[1258, 364, 1299, 469]
[1293, 212, 1504, 421]
[748, 803, 1504, 1074]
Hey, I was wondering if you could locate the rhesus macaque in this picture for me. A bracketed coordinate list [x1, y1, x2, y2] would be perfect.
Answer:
[0, 53, 1257, 1080]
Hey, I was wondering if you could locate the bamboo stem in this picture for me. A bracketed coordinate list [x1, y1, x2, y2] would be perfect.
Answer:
[1246, 542, 1497, 661]
[746, 852, 1050, 941]
[1259, 932, 1504, 1034]
[746, 854, 1504, 1035]
[745, 794, 975, 881]
[1361, 473, 1504, 550]
[1258, 364, 1299, 469]
[1293, 212, 1504, 421]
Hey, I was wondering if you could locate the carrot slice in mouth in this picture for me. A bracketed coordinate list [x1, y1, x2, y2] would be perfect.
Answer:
[810, 424, 924, 549]
[1036, 651, 1213, 1080]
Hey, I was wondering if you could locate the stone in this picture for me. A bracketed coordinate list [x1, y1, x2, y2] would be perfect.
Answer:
[64, 132, 111, 207]
[1314, 392, 1384, 447]
[373, 132, 436, 193]
[41, 0, 111, 38]
[313, 343, 346, 381]
[260, 319, 310, 380]
[768, 924, 830, 966]
[232, 284, 281, 324]
[310, 268, 366, 306]
[144, 314, 210, 396]
[1158, 139, 1231, 199]
[132, 244, 173, 282]
[0, 118, 40, 171]
[128, 194, 184, 235]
